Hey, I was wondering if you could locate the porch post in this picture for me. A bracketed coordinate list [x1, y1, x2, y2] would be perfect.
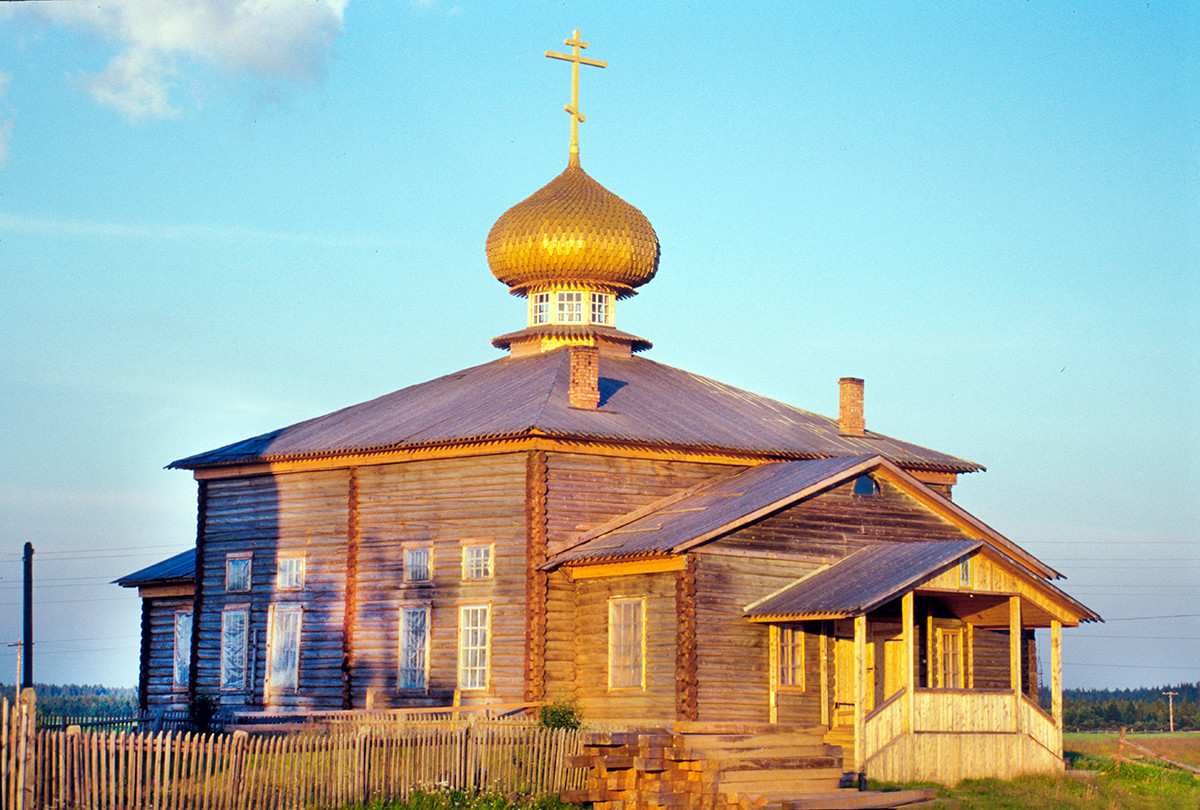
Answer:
[768, 624, 779, 724]
[1051, 620, 1063, 757]
[902, 592, 915, 733]
[819, 623, 829, 726]
[1009, 596, 1022, 733]
[854, 614, 867, 773]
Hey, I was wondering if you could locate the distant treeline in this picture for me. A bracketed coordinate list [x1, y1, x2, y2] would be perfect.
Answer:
[0, 683, 136, 721]
[1057, 682, 1199, 732]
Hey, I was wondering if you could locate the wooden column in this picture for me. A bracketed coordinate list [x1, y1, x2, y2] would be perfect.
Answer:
[902, 592, 915, 733]
[1009, 596, 1022, 733]
[924, 605, 934, 688]
[768, 625, 780, 724]
[854, 614, 867, 773]
[966, 622, 975, 689]
[1051, 620, 1063, 757]
[819, 622, 829, 726]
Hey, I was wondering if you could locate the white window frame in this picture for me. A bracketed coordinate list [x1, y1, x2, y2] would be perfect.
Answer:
[220, 606, 249, 691]
[590, 292, 612, 325]
[457, 604, 490, 691]
[404, 545, 432, 583]
[277, 554, 305, 591]
[398, 605, 431, 691]
[556, 290, 585, 323]
[958, 556, 972, 588]
[266, 604, 302, 694]
[462, 543, 494, 581]
[937, 627, 965, 689]
[608, 597, 646, 690]
[172, 610, 192, 691]
[225, 553, 252, 592]
[778, 624, 805, 690]
[530, 291, 552, 325]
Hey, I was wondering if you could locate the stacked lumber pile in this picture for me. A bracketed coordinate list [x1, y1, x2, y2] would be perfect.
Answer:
[562, 723, 846, 810]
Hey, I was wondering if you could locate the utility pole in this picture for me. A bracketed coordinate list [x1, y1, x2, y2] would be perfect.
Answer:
[1163, 691, 1178, 732]
[22, 542, 33, 691]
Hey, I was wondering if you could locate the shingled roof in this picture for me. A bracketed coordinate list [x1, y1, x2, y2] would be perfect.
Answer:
[169, 349, 982, 473]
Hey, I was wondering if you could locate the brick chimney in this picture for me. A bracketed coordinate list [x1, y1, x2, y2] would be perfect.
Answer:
[568, 345, 601, 409]
[839, 377, 865, 435]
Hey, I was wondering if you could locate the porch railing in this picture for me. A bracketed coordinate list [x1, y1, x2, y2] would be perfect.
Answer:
[861, 688, 1062, 782]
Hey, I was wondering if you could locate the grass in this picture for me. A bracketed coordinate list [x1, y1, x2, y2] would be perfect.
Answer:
[869, 732, 1200, 809]
[334, 790, 580, 810]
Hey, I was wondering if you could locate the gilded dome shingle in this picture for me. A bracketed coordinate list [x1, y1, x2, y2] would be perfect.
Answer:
[486, 161, 659, 297]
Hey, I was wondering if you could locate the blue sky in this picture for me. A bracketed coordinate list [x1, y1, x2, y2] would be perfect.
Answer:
[0, 1, 1196, 690]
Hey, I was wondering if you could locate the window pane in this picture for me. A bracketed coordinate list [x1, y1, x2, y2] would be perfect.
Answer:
[779, 625, 804, 688]
[405, 548, 431, 582]
[609, 599, 644, 689]
[458, 606, 489, 690]
[399, 607, 428, 690]
[277, 556, 304, 590]
[463, 545, 492, 580]
[226, 557, 251, 592]
[269, 608, 301, 691]
[220, 609, 248, 690]
[173, 612, 192, 689]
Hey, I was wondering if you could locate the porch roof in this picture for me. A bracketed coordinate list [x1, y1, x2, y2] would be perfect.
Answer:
[743, 540, 982, 621]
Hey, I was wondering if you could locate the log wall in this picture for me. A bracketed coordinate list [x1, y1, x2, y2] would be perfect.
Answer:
[571, 572, 678, 723]
[142, 595, 193, 712]
[354, 453, 528, 706]
[195, 471, 350, 710]
[690, 553, 822, 724]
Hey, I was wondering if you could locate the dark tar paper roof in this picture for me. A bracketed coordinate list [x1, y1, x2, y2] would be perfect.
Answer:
[744, 540, 982, 620]
[115, 548, 196, 587]
[170, 350, 982, 473]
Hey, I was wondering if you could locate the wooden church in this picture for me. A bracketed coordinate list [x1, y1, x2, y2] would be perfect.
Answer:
[119, 31, 1098, 785]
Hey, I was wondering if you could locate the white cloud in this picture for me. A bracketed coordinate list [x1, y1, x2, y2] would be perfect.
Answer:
[33, 0, 349, 120]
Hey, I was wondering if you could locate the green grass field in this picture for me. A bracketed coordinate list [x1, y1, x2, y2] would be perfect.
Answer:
[869, 732, 1200, 809]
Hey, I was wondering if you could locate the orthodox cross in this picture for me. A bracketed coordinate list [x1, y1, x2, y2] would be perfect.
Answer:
[546, 29, 607, 162]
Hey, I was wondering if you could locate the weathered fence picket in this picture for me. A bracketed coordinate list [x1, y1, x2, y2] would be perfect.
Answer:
[2, 700, 586, 810]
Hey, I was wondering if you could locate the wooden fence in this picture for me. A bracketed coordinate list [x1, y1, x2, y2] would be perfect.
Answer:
[3, 694, 587, 810]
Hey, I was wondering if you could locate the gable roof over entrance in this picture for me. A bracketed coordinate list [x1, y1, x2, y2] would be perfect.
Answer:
[169, 349, 982, 473]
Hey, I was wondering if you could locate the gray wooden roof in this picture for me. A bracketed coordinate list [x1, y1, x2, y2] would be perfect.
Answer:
[115, 548, 195, 587]
[743, 540, 982, 620]
[169, 349, 982, 473]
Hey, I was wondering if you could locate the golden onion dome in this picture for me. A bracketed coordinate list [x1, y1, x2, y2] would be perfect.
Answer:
[486, 158, 659, 298]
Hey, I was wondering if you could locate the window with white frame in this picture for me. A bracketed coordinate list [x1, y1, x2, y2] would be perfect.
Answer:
[590, 292, 612, 325]
[267, 605, 302, 693]
[277, 554, 305, 591]
[458, 605, 490, 690]
[225, 554, 252, 592]
[399, 606, 430, 690]
[220, 607, 249, 690]
[937, 627, 964, 689]
[958, 556, 972, 588]
[557, 291, 584, 323]
[462, 544, 493, 581]
[172, 611, 192, 690]
[778, 624, 805, 689]
[404, 546, 432, 583]
[531, 292, 552, 325]
[608, 598, 645, 689]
